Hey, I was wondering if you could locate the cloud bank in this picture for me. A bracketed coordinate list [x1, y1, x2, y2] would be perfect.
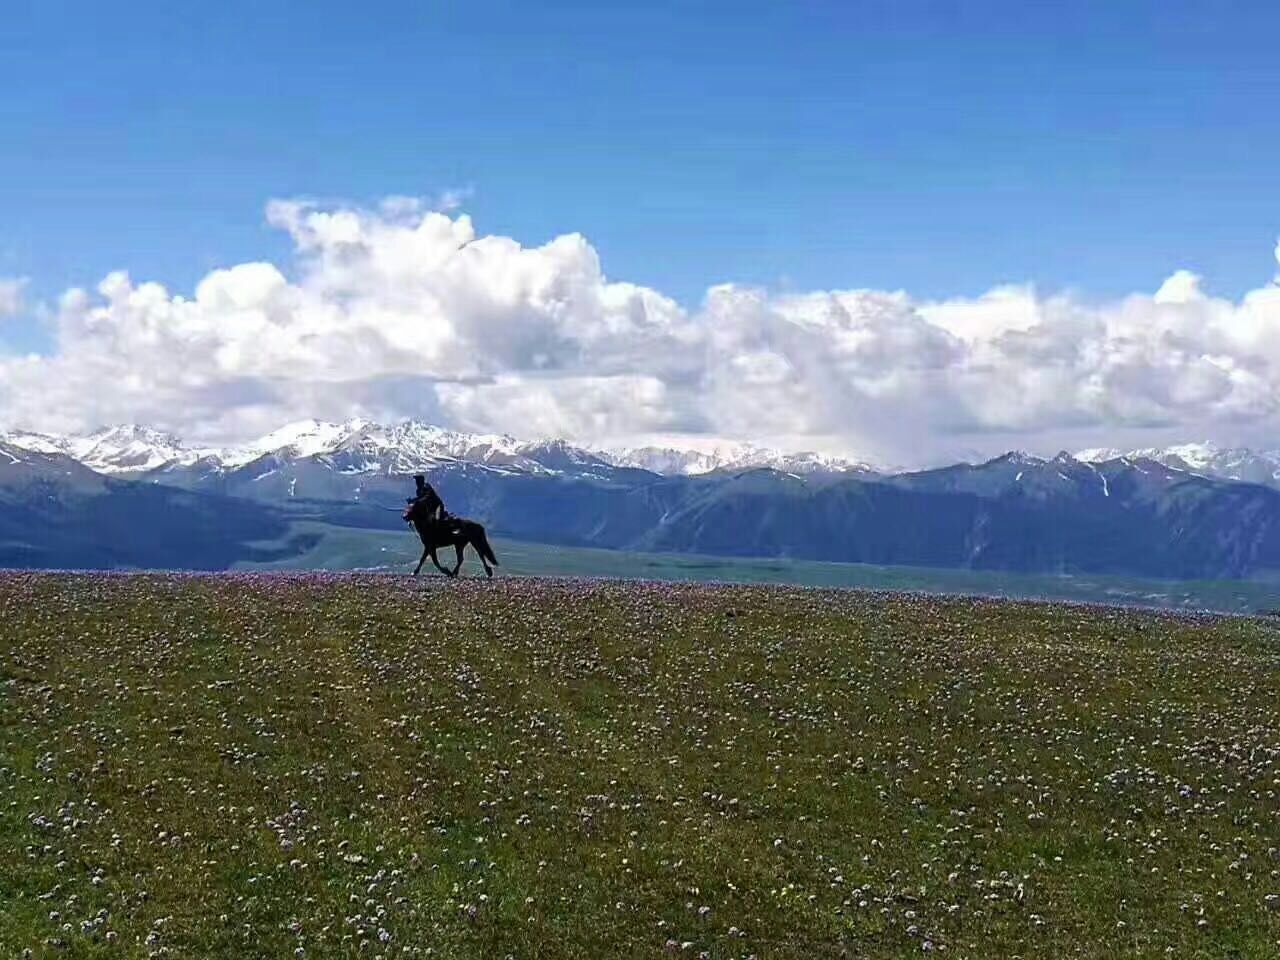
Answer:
[3, 198, 1279, 466]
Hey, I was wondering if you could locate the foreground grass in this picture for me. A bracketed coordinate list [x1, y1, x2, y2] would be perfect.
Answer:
[2, 574, 1279, 958]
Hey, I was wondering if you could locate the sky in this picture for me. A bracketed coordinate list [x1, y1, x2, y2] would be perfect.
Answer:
[2, 1, 1280, 467]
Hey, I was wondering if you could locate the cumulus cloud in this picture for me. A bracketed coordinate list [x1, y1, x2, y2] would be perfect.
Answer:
[0, 277, 27, 317]
[2, 198, 1280, 465]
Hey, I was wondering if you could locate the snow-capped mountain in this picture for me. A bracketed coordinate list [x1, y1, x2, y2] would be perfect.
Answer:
[10, 422, 1280, 581]
[227, 420, 610, 476]
[601, 442, 877, 477]
[0, 424, 210, 473]
[18, 420, 1280, 491]
[1077, 442, 1280, 489]
[0, 429, 68, 457]
[220, 419, 367, 467]
[69, 425, 209, 473]
[0, 419, 878, 480]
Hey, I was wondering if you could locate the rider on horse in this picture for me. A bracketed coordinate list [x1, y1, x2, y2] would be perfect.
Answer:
[405, 474, 461, 533]
[403, 474, 501, 577]
[406, 474, 445, 520]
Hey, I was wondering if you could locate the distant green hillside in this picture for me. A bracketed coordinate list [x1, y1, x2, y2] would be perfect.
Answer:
[236, 519, 1280, 614]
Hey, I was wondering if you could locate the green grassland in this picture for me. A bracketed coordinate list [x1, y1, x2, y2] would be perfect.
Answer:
[3, 573, 1280, 958]
[240, 519, 1280, 614]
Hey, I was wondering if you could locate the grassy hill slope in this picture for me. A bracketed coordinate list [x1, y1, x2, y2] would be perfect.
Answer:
[3, 574, 1279, 957]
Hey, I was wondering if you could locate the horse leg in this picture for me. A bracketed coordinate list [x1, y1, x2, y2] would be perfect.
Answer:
[413, 546, 428, 577]
[430, 549, 453, 578]
[472, 535, 493, 577]
[450, 543, 465, 577]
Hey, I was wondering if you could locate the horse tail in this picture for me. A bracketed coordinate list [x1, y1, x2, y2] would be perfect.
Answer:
[473, 527, 500, 567]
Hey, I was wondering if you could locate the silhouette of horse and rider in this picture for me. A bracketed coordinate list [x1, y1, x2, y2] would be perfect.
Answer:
[402, 474, 500, 578]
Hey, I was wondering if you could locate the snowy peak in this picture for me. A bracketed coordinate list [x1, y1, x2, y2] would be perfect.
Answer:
[9, 418, 1280, 496]
[991, 450, 1046, 467]
[64, 425, 202, 473]
[0, 429, 68, 457]
[220, 418, 580, 476]
[602, 442, 876, 477]
[1076, 447, 1124, 464]
[0, 418, 881, 480]
[222, 422, 880, 479]
[891, 447, 1183, 503]
[516, 439, 612, 472]
[222, 418, 371, 467]
[602, 445, 717, 476]
[1077, 442, 1280, 489]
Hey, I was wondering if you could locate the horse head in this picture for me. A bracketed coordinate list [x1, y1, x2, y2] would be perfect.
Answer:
[403, 498, 429, 527]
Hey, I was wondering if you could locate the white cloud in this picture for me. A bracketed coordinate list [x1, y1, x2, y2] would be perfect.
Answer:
[0, 277, 27, 317]
[3, 197, 1280, 466]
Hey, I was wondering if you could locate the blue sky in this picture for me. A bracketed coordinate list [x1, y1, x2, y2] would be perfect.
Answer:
[2, 1, 1280, 459]
[7, 3, 1280, 315]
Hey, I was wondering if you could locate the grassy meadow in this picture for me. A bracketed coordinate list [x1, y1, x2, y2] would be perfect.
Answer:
[3, 573, 1280, 958]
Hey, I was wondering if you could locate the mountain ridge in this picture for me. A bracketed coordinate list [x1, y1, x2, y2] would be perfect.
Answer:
[0, 419, 880, 479]
[6, 425, 1280, 580]
[1077, 441, 1280, 489]
[18, 421, 1280, 488]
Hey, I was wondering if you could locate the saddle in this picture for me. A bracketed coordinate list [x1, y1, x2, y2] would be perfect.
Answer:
[405, 505, 463, 536]
[434, 514, 464, 536]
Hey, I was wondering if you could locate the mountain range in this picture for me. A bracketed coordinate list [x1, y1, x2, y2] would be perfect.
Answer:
[1076, 442, 1280, 489]
[5, 421, 1280, 580]
[0, 420, 878, 479]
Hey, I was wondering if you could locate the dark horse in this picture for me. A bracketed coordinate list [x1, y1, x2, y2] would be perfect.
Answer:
[403, 499, 500, 578]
